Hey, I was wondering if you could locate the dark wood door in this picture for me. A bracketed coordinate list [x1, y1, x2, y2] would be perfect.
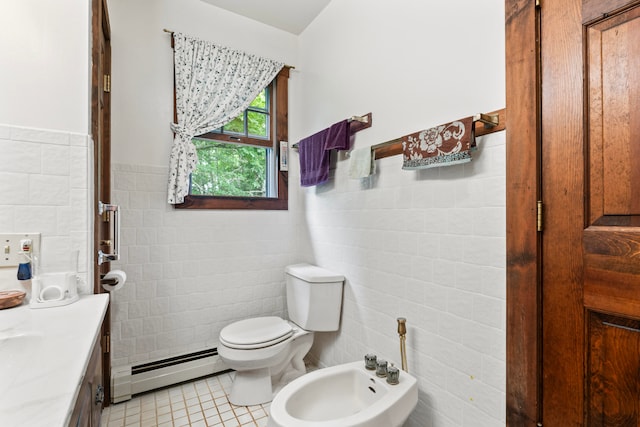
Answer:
[91, 0, 112, 406]
[541, 0, 640, 425]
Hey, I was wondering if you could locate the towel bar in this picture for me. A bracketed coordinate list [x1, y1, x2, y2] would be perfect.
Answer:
[291, 113, 373, 150]
[370, 108, 506, 160]
[473, 112, 499, 128]
[348, 115, 369, 124]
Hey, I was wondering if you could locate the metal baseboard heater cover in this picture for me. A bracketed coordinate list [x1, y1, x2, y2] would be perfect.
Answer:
[111, 348, 228, 403]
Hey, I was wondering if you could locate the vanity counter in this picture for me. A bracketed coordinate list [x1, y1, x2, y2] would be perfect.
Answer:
[0, 294, 109, 427]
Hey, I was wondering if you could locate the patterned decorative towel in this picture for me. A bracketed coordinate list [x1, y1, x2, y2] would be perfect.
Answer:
[401, 116, 475, 170]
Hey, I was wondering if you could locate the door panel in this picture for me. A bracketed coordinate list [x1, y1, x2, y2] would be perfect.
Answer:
[584, 227, 640, 317]
[587, 313, 640, 426]
[588, 8, 640, 217]
[584, 7, 640, 319]
[542, 0, 640, 426]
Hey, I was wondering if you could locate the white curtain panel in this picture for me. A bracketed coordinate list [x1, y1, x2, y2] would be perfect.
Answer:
[167, 32, 284, 204]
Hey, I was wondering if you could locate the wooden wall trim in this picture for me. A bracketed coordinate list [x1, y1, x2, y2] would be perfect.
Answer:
[505, 0, 541, 425]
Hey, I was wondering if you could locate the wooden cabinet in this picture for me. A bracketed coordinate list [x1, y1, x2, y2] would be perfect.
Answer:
[68, 335, 103, 427]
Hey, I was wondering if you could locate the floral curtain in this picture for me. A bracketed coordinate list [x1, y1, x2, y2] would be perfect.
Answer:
[167, 32, 284, 204]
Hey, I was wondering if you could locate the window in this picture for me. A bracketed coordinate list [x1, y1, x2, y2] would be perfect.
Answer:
[176, 68, 290, 210]
[190, 87, 274, 198]
[190, 139, 272, 198]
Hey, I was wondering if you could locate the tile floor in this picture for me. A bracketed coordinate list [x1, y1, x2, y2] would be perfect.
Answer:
[100, 371, 270, 427]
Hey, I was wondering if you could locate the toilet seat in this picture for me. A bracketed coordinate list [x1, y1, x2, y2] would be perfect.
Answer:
[220, 316, 294, 349]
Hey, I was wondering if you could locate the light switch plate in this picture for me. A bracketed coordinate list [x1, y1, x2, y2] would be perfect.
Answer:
[0, 233, 41, 267]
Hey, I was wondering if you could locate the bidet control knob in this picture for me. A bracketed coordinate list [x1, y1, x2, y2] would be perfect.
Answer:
[387, 364, 399, 385]
[364, 354, 377, 370]
[376, 359, 388, 377]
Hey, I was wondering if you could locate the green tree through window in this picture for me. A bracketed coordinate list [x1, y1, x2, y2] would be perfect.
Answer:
[190, 140, 267, 197]
[190, 88, 272, 198]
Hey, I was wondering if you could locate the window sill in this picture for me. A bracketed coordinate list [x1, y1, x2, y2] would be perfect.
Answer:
[174, 194, 288, 210]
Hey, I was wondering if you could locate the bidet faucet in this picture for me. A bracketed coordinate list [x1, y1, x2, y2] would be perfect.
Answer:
[397, 317, 408, 372]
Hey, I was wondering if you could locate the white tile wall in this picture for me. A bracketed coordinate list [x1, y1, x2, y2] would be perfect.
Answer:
[107, 141, 505, 426]
[109, 163, 299, 367]
[0, 124, 90, 292]
[298, 132, 506, 427]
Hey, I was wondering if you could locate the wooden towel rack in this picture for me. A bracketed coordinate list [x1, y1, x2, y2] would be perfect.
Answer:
[371, 108, 506, 160]
[291, 113, 373, 150]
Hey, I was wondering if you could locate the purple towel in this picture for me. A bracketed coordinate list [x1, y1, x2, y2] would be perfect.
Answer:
[299, 128, 331, 187]
[324, 120, 351, 150]
[299, 120, 351, 187]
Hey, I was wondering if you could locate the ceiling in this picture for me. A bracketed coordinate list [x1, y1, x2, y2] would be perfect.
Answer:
[200, 0, 331, 35]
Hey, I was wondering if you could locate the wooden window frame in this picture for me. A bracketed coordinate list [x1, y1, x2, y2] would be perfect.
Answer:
[175, 67, 290, 210]
[201, 86, 273, 148]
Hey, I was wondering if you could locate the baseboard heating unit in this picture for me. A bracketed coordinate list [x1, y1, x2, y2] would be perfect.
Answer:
[111, 348, 228, 403]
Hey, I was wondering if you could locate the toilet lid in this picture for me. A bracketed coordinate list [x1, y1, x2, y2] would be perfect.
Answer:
[220, 316, 294, 349]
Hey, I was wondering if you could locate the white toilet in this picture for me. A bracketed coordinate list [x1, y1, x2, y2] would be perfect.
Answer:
[218, 263, 345, 406]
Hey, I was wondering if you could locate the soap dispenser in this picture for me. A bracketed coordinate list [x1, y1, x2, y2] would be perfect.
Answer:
[17, 261, 31, 281]
[17, 239, 33, 280]
[17, 240, 33, 300]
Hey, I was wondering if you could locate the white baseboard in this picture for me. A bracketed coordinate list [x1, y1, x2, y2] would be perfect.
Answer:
[111, 352, 228, 403]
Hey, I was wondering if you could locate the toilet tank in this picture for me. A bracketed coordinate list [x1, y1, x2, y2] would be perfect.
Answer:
[285, 264, 345, 331]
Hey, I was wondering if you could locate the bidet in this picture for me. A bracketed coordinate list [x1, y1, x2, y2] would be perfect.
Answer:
[267, 361, 418, 427]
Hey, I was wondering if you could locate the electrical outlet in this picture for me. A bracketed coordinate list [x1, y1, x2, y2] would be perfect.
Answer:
[0, 233, 41, 267]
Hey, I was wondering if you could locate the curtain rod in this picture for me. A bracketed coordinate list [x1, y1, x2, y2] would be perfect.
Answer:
[163, 28, 295, 69]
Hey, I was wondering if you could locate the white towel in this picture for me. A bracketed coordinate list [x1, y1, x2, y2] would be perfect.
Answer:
[348, 147, 375, 179]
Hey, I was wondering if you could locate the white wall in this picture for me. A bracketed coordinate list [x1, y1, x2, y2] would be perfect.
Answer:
[0, 0, 91, 292]
[108, 0, 297, 167]
[0, 126, 91, 293]
[0, 0, 90, 134]
[106, 0, 301, 366]
[292, 2, 506, 427]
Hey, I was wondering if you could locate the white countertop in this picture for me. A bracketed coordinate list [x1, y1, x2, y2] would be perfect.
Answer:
[0, 294, 109, 427]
